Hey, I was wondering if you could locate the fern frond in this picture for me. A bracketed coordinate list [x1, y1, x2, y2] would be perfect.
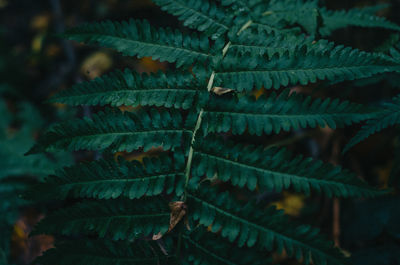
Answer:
[35, 239, 177, 265]
[63, 19, 214, 67]
[49, 69, 208, 109]
[219, 0, 269, 20]
[153, 0, 233, 39]
[228, 28, 334, 59]
[260, 0, 320, 35]
[192, 136, 381, 197]
[32, 198, 170, 240]
[344, 95, 400, 153]
[202, 91, 374, 135]
[182, 228, 272, 265]
[187, 185, 347, 265]
[320, 5, 400, 36]
[29, 155, 185, 201]
[28, 109, 192, 154]
[212, 44, 400, 91]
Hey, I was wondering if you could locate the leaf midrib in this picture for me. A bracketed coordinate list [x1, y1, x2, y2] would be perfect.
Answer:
[57, 129, 192, 141]
[49, 212, 170, 222]
[67, 33, 212, 59]
[215, 64, 395, 75]
[55, 172, 184, 186]
[204, 109, 367, 118]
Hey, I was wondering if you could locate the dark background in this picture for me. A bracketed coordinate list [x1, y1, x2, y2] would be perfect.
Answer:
[0, 1, 399, 264]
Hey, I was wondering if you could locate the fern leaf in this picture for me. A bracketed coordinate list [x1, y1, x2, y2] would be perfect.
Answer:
[28, 109, 192, 154]
[202, 91, 375, 135]
[192, 136, 382, 197]
[32, 198, 170, 240]
[320, 5, 400, 36]
[187, 185, 347, 265]
[153, 0, 233, 39]
[219, 0, 269, 20]
[63, 19, 213, 67]
[212, 44, 400, 91]
[228, 28, 334, 59]
[28, 155, 185, 201]
[260, 0, 320, 35]
[35, 239, 177, 265]
[49, 69, 208, 109]
[344, 95, 400, 153]
[182, 228, 272, 265]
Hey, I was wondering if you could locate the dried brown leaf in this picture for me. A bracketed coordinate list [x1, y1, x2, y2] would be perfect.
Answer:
[212, 87, 233, 95]
[152, 201, 188, 240]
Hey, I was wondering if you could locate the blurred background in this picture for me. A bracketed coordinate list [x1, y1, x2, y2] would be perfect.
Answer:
[0, 0, 399, 265]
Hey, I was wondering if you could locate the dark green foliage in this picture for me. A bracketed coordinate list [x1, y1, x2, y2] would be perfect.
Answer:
[182, 228, 272, 265]
[0, 99, 71, 263]
[49, 69, 209, 110]
[35, 240, 178, 265]
[227, 28, 333, 58]
[33, 198, 170, 240]
[319, 5, 400, 36]
[64, 19, 215, 67]
[29, 108, 193, 154]
[152, 0, 233, 39]
[191, 136, 382, 197]
[187, 186, 347, 265]
[344, 94, 400, 153]
[29, 1, 400, 265]
[259, 0, 320, 35]
[29, 155, 185, 201]
[225, 1, 400, 37]
[202, 91, 375, 135]
[211, 45, 400, 91]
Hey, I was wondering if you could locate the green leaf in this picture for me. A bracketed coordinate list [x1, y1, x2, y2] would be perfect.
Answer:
[202, 91, 375, 135]
[259, 0, 320, 35]
[49, 69, 208, 110]
[320, 5, 400, 36]
[28, 154, 185, 201]
[212, 44, 400, 91]
[344, 95, 400, 153]
[228, 28, 334, 59]
[192, 136, 383, 197]
[187, 185, 348, 265]
[63, 19, 213, 67]
[28, 109, 193, 154]
[219, 0, 269, 20]
[153, 0, 233, 39]
[32, 198, 170, 240]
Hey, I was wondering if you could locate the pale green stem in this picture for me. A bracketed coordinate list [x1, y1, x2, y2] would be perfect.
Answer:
[182, 20, 254, 200]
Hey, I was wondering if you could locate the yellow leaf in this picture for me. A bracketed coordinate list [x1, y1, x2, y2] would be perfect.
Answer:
[31, 14, 50, 31]
[136, 57, 167, 73]
[31, 34, 45, 53]
[81, 51, 113, 80]
[0, 0, 7, 8]
[271, 192, 305, 216]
